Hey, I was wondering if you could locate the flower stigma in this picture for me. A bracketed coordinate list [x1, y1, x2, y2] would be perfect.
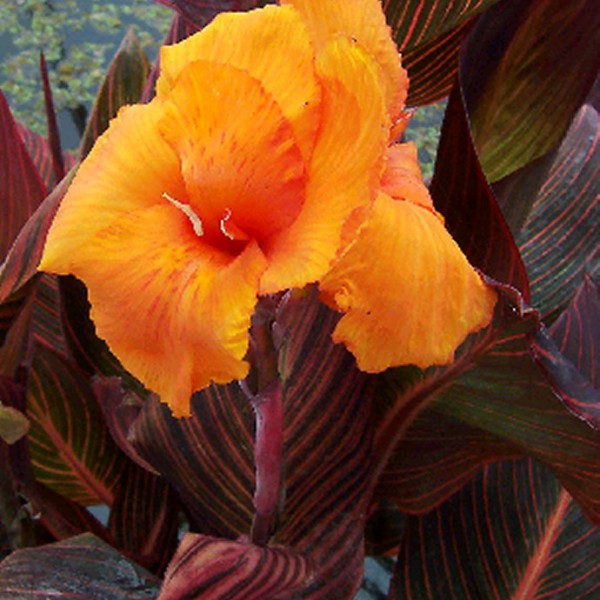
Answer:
[162, 192, 204, 237]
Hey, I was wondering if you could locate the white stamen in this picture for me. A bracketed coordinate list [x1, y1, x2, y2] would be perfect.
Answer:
[219, 208, 235, 240]
[162, 192, 204, 237]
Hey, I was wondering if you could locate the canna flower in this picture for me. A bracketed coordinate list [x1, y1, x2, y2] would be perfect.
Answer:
[40, 0, 496, 417]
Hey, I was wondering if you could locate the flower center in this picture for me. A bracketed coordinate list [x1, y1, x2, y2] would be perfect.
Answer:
[162, 192, 204, 237]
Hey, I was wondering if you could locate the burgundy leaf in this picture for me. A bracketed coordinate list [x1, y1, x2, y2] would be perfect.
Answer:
[430, 83, 529, 295]
[0, 274, 68, 378]
[0, 533, 161, 598]
[108, 460, 180, 574]
[39, 53, 65, 184]
[131, 289, 375, 597]
[0, 91, 47, 263]
[0, 172, 72, 305]
[390, 459, 600, 599]
[17, 124, 76, 191]
[93, 377, 158, 474]
[160, 534, 314, 599]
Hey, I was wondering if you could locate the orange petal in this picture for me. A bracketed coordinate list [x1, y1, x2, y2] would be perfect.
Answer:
[281, 0, 408, 121]
[68, 204, 267, 417]
[158, 60, 306, 246]
[320, 193, 497, 371]
[40, 101, 186, 274]
[259, 36, 389, 293]
[158, 5, 320, 162]
[381, 142, 440, 216]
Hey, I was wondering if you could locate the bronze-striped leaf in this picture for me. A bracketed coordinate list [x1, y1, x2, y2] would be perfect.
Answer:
[390, 459, 600, 599]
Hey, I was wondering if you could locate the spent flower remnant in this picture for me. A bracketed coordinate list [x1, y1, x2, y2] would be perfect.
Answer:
[40, 0, 496, 416]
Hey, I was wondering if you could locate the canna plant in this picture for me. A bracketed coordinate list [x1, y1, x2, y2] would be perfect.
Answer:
[0, 0, 598, 598]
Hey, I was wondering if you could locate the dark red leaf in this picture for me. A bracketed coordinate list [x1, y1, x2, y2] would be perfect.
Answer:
[17, 124, 76, 191]
[430, 84, 529, 296]
[130, 289, 375, 597]
[39, 53, 65, 184]
[0, 533, 161, 598]
[160, 534, 314, 599]
[390, 459, 600, 599]
[108, 460, 180, 574]
[0, 172, 72, 305]
[0, 91, 47, 263]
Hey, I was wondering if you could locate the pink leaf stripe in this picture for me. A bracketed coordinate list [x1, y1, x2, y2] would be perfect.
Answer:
[26, 346, 126, 506]
[384, 0, 495, 52]
[403, 16, 476, 106]
[0, 91, 47, 262]
[0, 533, 160, 598]
[160, 534, 314, 599]
[390, 459, 600, 599]
[517, 104, 599, 320]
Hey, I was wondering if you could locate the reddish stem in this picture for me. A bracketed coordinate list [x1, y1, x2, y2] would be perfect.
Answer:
[248, 381, 284, 546]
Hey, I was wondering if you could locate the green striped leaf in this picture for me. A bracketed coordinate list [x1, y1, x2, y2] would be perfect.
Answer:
[390, 459, 600, 599]
[465, 0, 600, 182]
[0, 91, 47, 263]
[516, 103, 599, 321]
[25, 346, 126, 506]
[0, 533, 160, 599]
[79, 29, 150, 160]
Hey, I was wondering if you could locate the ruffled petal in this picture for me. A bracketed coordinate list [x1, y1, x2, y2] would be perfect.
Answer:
[40, 101, 186, 274]
[158, 60, 306, 246]
[320, 193, 497, 371]
[68, 204, 267, 417]
[158, 5, 320, 163]
[281, 0, 408, 121]
[381, 142, 440, 215]
[259, 36, 389, 293]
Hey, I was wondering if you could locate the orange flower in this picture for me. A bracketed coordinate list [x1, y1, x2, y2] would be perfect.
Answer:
[40, 0, 495, 416]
